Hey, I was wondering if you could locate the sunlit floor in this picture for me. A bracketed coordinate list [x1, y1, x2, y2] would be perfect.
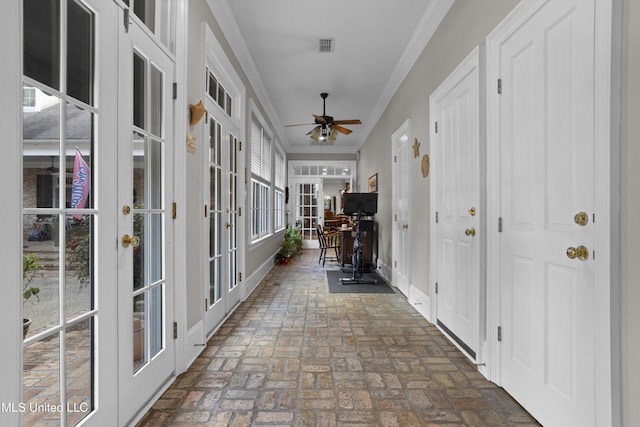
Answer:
[137, 249, 540, 426]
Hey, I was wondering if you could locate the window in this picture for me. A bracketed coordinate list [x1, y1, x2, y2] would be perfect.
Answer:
[274, 149, 285, 231]
[207, 68, 233, 118]
[250, 113, 272, 240]
[23, 86, 36, 108]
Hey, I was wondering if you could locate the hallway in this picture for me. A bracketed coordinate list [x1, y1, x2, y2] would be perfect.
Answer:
[137, 249, 539, 426]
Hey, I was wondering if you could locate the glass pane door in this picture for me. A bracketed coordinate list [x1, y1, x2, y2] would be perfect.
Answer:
[21, 1, 100, 424]
[294, 179, 322, 248]
[117, 10, 174, 424]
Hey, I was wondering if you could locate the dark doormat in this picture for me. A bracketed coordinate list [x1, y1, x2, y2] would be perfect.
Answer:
[326, 269, 396, 294]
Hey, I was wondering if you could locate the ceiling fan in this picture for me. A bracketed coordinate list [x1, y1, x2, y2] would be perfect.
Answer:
[286, 93, 361, 143]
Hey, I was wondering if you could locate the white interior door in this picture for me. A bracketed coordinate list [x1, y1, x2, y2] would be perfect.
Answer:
[431, 48, 481, 360]
[391, 120, 411, 296]
[204, 112, 242, 333]
[117, 11, 175, 424]
[496, 1, 596, 425]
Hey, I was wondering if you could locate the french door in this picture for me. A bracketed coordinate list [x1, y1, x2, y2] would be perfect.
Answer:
[204, 110, 242, 334]
[495, 1, 597, 425]
[20, 0, 118, 425]
[431, 48, 481, 360]
[117, 10, 175, 424]
[391, 120, 411, 297]
[293, 178, 322, 248]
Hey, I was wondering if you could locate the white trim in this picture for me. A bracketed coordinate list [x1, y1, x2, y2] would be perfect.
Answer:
[408, 285, 431, 322]
[205, 0, 453, 153]
[356, 0, 455, 151]
[205, 0, 286, 147]
[485, 0, 617, 424]
[245, 255, 276, 296]
[0, 1, 23, 425]
[172, 0, 190, 375]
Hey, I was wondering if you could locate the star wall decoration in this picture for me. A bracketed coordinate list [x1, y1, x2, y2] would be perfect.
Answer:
[412, 138, 421, 158]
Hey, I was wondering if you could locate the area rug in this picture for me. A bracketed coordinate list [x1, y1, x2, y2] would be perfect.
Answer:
[326, 269, 396, 294]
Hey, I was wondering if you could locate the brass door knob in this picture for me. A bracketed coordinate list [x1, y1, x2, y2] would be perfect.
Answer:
[574, 212, 589, 226]
[226, 223, 234, 229]
[465, 228, 476, 237]
[566, 245, 588, 261]
[402, 224, 409, 230]
[122, 234, 140, 248]
[468, 207, 476, 216]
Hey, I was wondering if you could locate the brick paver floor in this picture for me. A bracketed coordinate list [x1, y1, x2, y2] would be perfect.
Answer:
[137, 249, 540, 426]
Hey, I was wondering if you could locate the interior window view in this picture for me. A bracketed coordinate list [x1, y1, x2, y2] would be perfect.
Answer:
[3, 0, 638, 426]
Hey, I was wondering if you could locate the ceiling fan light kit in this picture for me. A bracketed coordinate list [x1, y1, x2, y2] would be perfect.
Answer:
[286, 92, 361, 143]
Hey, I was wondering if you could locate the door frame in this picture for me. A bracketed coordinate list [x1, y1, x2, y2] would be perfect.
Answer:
[485, 0, 620, 425]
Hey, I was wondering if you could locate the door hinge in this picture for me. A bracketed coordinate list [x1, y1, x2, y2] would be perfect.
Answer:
[497, 78, 502, 94]
[498, 217, 502, 232]
[394, 214, 397, 222]
[239, 141, 242, 151]
[239, 272, 243, 281]
[394, 155, 397, 163]
[394, 260, 397, 268]
[173, 322, 178, 339]
[173, 82, 178, 100]
[204, 204, 208, 217]
[239, 207, 242, 217]
[497, 326, 502, 342]
[245, 168, 248, 184]
[205, 298, 208, 312]
[123, 8, 130, 33]
[172, 202, 177, 219]
[435, 211, 439, 224]
[435, 282, 438, 294]
[435, 121, 438, 134]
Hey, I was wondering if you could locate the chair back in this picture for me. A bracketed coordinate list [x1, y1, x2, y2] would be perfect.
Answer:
[316, 224, 327, 247]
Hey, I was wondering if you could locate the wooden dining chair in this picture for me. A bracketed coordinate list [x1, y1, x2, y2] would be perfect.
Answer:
[316, 224, 341, 267]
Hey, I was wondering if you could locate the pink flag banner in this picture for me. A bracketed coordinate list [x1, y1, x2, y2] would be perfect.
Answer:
[71, 151, 91, 220]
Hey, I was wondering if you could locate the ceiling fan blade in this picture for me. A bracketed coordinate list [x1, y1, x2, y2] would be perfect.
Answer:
[332, 119, 362, 125]
[285, 123, 314, 127]
[313, 114, 327, 124]
[305, 126, 320, 136]
[331, 124, 353, 135]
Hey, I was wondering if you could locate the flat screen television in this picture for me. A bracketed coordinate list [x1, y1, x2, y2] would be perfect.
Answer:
[343, 192, 378, 215]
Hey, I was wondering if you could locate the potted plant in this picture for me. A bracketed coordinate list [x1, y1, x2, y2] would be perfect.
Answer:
[276, 225, 303, 264]
[23, 253, 42, 338]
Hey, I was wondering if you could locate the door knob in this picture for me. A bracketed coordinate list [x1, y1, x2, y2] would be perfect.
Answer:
[402, 224, 409, 230]
[574, 211, 589, 226]
[226, 223, 234, 229]
[122, 234, 140, 248]
[566, 245, 589, 261]
[468, 207, 476, 216]
[465, 228, 476, 236]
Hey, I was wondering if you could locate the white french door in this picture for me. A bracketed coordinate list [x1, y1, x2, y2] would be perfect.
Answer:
[430, 48, 481, 360]
[294, 178, 322, 248]
[391, 120, 411, 297]
[117, 10, 175, 424]
[495, 1, 597, 425]
[204, 111, 242, 333]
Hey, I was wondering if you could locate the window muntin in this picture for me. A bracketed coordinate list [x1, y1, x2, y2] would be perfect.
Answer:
[206, 68, 233, 119]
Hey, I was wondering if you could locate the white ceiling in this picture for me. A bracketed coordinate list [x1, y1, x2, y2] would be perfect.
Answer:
[210, 0, 453, 154]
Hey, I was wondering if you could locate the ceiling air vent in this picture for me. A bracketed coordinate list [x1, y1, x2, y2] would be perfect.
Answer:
[319, 38, 334, 53]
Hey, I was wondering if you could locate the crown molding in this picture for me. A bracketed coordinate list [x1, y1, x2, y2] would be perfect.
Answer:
[355, 0, 455, 151]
